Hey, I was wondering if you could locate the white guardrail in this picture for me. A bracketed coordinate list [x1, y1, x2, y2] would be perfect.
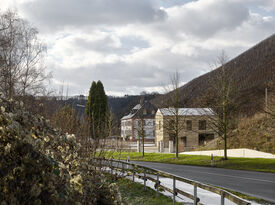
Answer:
[93, 158, 251, 205]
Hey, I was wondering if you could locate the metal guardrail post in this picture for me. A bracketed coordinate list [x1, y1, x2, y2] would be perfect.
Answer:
[144, 169, 146, 190]
[173, 176, 176, 205]
[156, 173, 159, 197]
[221, 191, 225, 205]
[132, 165, 135, 182]
[127, 156, 130, 169]
[101, 159, 250, 205]
[211, 154, 214, 167]
[111, 160, 113, 175]
[194, 184, 197, 205]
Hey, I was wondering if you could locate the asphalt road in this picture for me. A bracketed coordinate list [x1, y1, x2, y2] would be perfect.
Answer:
[131, 161, 275, 203]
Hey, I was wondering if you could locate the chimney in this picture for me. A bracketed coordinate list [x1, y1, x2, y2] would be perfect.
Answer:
[140, 96, 145, 105]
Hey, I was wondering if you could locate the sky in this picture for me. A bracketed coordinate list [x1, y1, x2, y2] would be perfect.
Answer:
[1, 0, 274, 96]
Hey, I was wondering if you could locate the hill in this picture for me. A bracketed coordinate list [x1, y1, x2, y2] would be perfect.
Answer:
[198, 113, 275, 154]
[151, 34, 275, 116]
[229, 113, 275, 153]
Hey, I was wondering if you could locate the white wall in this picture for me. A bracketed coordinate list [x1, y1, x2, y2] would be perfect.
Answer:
[133, 118, 155, 139]
[121, 119, 132, 139]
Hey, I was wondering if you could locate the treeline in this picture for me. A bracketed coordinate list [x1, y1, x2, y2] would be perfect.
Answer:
[22, 93, 159, 136]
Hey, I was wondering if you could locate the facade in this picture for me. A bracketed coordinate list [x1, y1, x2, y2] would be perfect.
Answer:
[155, 108, 217, 152]
[121, 101, 157, 142]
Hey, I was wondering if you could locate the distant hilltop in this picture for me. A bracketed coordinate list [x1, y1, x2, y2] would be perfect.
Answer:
[151, 34, 275, 116]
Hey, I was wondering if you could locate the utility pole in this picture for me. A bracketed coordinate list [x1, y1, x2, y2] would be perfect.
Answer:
[265, 87, 268, 114]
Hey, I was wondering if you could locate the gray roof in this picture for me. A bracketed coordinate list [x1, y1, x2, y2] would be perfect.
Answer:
[159, 108, 214, 116]
[121, 113, 135, 120]
[132, 104, 141, 110]
[121, 101, 157, 120]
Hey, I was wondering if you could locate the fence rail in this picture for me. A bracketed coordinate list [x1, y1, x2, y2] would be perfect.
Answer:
[94, 158, 251, 205]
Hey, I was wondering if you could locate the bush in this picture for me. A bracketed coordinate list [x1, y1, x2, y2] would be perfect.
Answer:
[0, 96, 120, 204]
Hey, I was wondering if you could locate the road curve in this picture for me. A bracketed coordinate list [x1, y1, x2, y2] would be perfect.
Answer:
[131, 161, 275, 203]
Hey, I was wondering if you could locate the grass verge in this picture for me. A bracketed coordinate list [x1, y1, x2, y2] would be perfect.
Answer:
[114, 176, 182, 205]
[223, 189, 273, 205]
[108, 152, 275, 173]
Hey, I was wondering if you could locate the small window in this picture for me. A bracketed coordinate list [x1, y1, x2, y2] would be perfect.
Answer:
[159, 121, 161, 129]
[181, 137, 187, 146]
[186, 120, 192, 130]
[152, 109, 155, 114]
[169, 120, 175, 130]
[199, 120, 206, 130]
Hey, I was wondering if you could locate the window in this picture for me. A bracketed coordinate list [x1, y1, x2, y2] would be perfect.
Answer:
[181, 137, 187, 146]
[169, 120, 175, 129]
[186, 120, 192, 130]
[152, 109, 155, 114]
[159, 121, 161, 129]
[199, 120, 206, 130]
[143, 109, 147, 115]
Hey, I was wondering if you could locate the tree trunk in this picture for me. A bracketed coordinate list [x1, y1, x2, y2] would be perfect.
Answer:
[176, 110, 179, 158]
[224, 133, 227, 160]
[142, 134, 144, 157]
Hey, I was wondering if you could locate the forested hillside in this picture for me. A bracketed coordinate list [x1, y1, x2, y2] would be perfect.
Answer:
[25, 34, 274, 136]
[151, 34, 275, 116]
[52, 94, 158, 135]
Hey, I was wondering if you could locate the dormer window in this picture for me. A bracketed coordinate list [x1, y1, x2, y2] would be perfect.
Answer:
[143, 109, 147, 115]
[152, 109, 155, 114]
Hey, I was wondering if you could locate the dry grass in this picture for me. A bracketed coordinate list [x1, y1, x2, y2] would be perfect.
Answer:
[197, 113, 275, 154]
[228, 113, 275, 154]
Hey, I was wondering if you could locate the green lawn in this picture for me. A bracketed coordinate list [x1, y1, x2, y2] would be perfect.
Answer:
[107, 152, 275, 173]
[113, 176, 182, 205]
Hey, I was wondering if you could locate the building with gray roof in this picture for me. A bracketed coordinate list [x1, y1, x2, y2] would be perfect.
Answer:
[121, 100, 157, 142]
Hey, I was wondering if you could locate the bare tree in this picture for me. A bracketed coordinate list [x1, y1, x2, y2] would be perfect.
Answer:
[0, 11, 23, 98]
[135, 110, 146, 157]
[203, 51, 236, 160]
[162, 71, 187, 158]
[264, 83, 275, 118]
[0, 10, 51, 98]
[19, 25, 51, 96]
[51, 105, 79, 134]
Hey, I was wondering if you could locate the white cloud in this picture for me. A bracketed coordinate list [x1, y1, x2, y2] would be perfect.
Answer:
[155, 0, 249, 39]
[19, 0, 167, 32]
[1, 0, 274, 95]
[232, 0, 275, 11]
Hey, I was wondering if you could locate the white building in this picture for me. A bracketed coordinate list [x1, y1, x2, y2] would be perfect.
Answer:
[121, 101, 157, 142]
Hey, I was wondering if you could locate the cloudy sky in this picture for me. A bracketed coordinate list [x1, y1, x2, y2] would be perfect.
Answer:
[1, 0, 274, 96]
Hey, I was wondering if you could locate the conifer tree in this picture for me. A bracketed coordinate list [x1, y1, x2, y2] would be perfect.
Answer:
[86, 81, 97, 120]
[86, 81, 109, 139]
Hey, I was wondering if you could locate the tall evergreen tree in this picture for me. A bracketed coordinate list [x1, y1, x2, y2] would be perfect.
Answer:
[86, 81, 97, 120]
[86, 80, 109, 139]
